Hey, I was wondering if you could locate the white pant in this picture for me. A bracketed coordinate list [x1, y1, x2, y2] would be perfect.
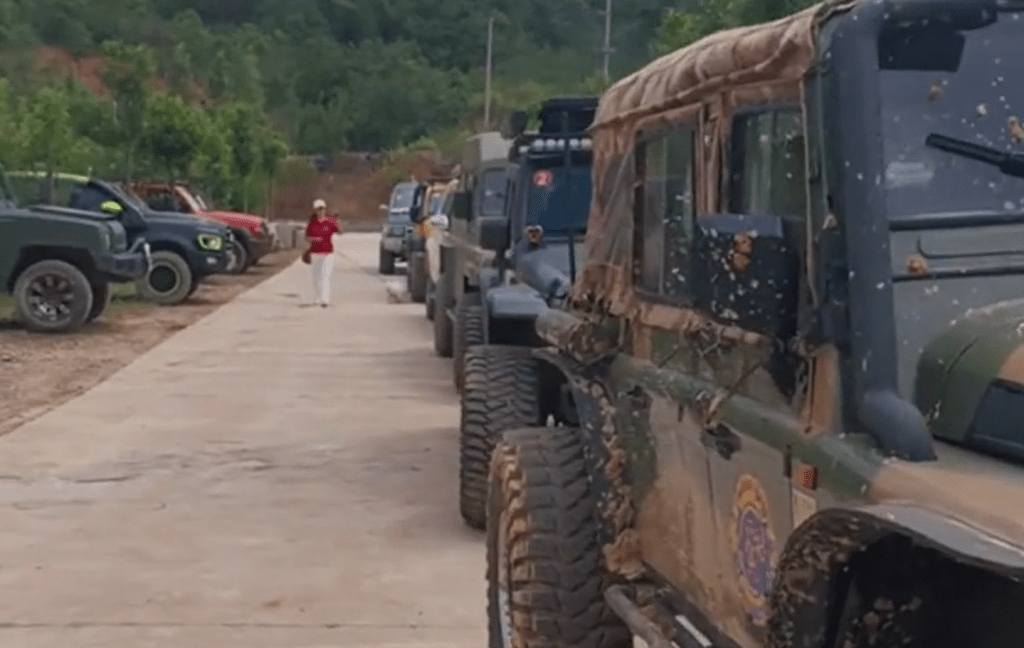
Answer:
[310, 253, 335, 304]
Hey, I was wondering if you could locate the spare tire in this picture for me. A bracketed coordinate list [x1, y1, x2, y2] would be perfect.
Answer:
[136, 250, 194, 305]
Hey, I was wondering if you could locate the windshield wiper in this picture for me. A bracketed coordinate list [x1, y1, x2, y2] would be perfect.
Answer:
[925, 133, 1024, 178]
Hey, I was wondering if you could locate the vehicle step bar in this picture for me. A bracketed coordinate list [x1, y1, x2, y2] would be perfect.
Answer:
[604, 585, 711, 648]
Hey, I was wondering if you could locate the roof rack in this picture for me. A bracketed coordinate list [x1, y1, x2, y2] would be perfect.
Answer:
[505, 96, 599, 163]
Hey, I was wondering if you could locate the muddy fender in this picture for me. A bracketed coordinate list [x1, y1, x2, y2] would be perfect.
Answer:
[485, 284, 548, 322]
[532, 348, 635, 554]
[768, 505, 1024, 648]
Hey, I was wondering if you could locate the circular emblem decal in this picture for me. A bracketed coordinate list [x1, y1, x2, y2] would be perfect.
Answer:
[533, 170, 553, 187]
[732, 474, 777, 627]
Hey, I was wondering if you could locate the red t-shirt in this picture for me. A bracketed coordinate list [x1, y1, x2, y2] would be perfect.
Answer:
[306, 216, 340, 254]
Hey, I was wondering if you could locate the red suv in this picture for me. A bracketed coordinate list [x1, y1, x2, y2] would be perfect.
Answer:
[131, 183, 277, 273]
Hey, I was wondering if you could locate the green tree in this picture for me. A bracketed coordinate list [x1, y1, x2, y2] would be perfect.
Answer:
[140, 91, 208, 183]
[259, 128, 288, 218]
[216, 102, 262, 210]
[100, 40, 157, 181]
[19, 85, 95, 176]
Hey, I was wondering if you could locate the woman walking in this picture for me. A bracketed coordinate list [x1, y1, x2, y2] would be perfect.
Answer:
[306, 198, 341, 307]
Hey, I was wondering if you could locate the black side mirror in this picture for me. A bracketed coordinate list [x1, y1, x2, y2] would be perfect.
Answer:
[478, 216, 509, 252]
[451, 191, 472, 221]
[501, 111, 528, 140]
[691, 214, 801, 339]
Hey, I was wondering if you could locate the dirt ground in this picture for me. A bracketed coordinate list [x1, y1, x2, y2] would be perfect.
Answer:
[0, 248, 302, 437]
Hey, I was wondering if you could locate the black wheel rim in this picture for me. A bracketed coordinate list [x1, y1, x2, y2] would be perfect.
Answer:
[26, 273, 76, 324]
[149, 264, 180, 294]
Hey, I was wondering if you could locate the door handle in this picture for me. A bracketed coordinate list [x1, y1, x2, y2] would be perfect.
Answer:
[702, 423, 741, 460]
[625, 384, 652, 410]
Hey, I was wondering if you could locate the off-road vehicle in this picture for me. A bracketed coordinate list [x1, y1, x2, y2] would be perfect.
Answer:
[131, 182, 276, 274]
[482, 2, 1024, 648]
[454, 97, 598, 527]
[0, 171, 150, 332]
[378, 181, 420, 275]
[423, 179, 459, 317]
[9, 172, 232, 305]
[432, 132, 515, 358]
[407, 177, 455, 304]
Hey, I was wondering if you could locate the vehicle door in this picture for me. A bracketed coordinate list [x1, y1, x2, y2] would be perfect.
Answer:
[462, 165, 510, 284]
[608, 116, 726, 609]
[700, 104, 813, 644]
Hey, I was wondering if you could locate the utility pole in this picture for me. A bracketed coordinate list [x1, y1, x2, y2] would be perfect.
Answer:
[601, 0, 612, 81]
[484, 15, 495, 130]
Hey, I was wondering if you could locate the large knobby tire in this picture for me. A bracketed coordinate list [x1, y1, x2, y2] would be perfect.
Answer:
[425, 278, 436, 321]
[453, 293, 485, 392]
[379, 244, 396, 275]
[487, 427, 632, 648]
[136, 250, 194, 306]
[433, 274, 454, 358]
[85, 280, 111, 323]
[13, 260, 94, 333]
[408, 251, 427, 303]
[460, 345, 541, 529]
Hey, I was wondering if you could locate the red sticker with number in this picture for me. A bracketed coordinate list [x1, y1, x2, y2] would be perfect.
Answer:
[533, 170, 553, 187]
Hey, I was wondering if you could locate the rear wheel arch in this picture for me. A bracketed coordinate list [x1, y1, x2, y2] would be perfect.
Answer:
[10, 246, 97, 291]
[530, 348, 635, 551]
[769, 508, 1024, 648]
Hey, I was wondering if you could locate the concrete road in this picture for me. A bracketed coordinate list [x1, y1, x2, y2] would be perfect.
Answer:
[0, 234, 483, 648]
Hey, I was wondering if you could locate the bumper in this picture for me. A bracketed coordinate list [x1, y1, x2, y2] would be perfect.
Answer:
[249, 235, 274, 260]
[382, 235, 405, 255]
[408, 234, 426, 253]
[96, 242, 151, 282]
[191, 248, 231, 275]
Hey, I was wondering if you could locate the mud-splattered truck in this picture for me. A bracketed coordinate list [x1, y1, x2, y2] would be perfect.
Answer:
[407, 176, 456, 304]
[481, 1, 1024, 648]
[431, 132, 515, 358]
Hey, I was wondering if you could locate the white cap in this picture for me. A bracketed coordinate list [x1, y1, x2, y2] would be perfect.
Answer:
[313, 199, 327, 209]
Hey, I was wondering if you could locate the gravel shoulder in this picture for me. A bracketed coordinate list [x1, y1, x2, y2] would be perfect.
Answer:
[0, 248, 302, 436]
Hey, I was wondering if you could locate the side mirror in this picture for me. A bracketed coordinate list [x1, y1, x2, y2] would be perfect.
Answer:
[691, 214, 801, 339]
[451, 191, 472, 221]
[478, 216, 509, 252]
[501, 111, 528, 139]
[100, 200, 124, 216]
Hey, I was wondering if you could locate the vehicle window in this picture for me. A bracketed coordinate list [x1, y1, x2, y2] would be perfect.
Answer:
[429, 194, 446, 216]
[524, 164, 591, 232]
[730, 109, 807, 221]
[147, 193, 180, 212]
[480, 169, 507, 216]
[635, 128, 696, 299]
[391, 186, 415, 211]
[69, 184, 111, 212]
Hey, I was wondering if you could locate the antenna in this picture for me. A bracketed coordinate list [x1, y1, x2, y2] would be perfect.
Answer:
[563, 109, 577, 284]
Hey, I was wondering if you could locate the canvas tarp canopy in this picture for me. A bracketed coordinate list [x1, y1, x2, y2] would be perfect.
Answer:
[572, 0, 859, 320]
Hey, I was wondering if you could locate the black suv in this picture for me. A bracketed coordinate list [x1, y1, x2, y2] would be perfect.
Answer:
[8, 172, 233, 305]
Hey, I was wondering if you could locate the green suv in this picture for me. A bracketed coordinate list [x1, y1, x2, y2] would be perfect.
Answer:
[0, 171, 150, 332]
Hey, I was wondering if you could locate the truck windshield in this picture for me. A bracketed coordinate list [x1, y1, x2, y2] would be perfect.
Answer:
[391, 186, 415, 212]
[525, 164, 590, 232]
[429, 194, 445, 216]
[878, 10, 1024, 399]
[880, 11, 1024, 219]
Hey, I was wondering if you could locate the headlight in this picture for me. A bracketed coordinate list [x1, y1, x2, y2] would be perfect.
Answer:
[197, 233, 224, 251]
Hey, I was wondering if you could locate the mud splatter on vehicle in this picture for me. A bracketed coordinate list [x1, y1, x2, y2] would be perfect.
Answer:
[482, 1, 1024, 647]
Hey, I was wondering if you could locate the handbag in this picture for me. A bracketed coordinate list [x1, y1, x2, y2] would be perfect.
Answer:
[301, 247, 312, 264]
